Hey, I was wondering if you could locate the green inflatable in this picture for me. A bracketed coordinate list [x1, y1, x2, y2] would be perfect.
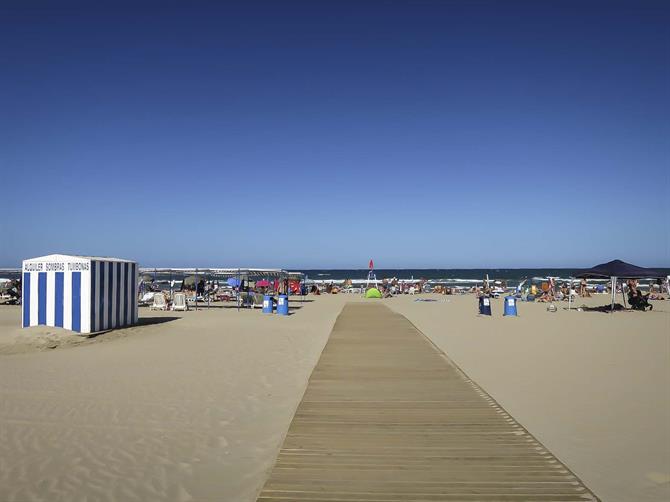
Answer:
[365, 287, 382, 299]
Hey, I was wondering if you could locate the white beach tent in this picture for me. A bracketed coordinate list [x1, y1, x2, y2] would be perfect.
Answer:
[22, 254, 138, 334]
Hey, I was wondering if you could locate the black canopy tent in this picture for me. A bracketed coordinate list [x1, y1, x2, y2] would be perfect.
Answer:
[574, 259, 664, 311]
[574, 259, 663, 280]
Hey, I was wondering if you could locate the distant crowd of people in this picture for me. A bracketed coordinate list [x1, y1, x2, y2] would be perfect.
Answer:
[3, 274, 668, 311]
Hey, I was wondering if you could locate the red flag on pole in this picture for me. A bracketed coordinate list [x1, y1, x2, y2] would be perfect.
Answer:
[369, 259, 374, 270]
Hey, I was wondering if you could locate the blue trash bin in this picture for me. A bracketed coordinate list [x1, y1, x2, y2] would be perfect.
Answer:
[503, 296, 518, 316]
[478, 296, 492, 316]
[262, 295, 273, 314]
[277, 294, 289, 316]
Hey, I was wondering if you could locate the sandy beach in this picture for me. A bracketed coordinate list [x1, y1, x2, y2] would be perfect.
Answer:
[0, 299, 341, 502]
[4, 2, 667, 500]
[1, 294, 668, 501]
[390, 294, 670, 502]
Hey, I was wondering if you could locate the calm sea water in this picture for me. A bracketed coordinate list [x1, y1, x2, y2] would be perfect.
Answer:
[298, 268, 670, 285]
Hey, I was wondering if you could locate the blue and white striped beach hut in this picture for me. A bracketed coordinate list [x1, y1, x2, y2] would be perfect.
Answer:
[22, 254, 138, 334]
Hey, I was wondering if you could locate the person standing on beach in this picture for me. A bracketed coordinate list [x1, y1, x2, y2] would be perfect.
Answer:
[579, 279, 590, 297]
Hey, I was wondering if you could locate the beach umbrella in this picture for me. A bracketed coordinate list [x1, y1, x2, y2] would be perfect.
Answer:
[227, 277, 241, 287]
[365, 287, 382, 299]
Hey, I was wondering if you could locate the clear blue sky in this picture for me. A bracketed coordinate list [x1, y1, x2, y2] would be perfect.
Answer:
[1, 1, 668, 268]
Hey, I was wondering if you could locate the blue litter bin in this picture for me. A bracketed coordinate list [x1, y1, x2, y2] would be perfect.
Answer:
[262, 295, 273, 314]
[277, 295, 289, 316]
[503, 296, 518, 316]
[478, 296, 492, 316]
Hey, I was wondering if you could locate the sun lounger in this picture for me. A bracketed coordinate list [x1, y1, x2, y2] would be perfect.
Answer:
[139, 292, 155, 306]
[237, 292, 265, 308]
[172, 292, 188, 311]
[251, 293, 265, 308]
[150, 293, 167, 311]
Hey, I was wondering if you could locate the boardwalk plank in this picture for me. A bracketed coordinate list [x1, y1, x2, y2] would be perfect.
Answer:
[257, 303, 598, 502]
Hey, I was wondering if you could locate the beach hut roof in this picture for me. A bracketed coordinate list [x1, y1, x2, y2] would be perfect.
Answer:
[574, 259, 663, 279]
[23, 254, 135, 263]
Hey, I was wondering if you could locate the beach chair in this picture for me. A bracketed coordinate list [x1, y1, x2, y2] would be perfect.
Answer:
[252, 293, 264, 309]
[138, 292, 155, 306]
[238, 293, 251, 308]
[150, 293, 167, 311]
[172, 292, 188, 311]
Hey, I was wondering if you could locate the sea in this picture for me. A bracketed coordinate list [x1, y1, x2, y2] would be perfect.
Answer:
[298, 268, 670, 287]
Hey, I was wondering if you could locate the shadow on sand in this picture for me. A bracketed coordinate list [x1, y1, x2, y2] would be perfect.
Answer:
[86, 316, 181, 338]
[136, 316, 182, 326]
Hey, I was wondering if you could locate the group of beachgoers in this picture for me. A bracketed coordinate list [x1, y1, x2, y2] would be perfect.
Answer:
[0, 279, 21, 305]
[549, 278, 663, 306]
[516, 278, 585, 303]
[2, 274, 668, 310]
[312, 279, 429, 296]
[136, 276, 303, 309]
[626, 279, 665, 311]
[306, 275, 670, 306]
[378, 279, 427, 296]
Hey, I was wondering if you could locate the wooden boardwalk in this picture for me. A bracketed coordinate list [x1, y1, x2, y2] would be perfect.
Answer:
[257, 303, 598, 501]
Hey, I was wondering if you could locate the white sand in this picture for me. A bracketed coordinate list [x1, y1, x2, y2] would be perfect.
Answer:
[0, 293, 668, 501]
[0, 298, 345, 502]
[389, 294, 670, 502]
